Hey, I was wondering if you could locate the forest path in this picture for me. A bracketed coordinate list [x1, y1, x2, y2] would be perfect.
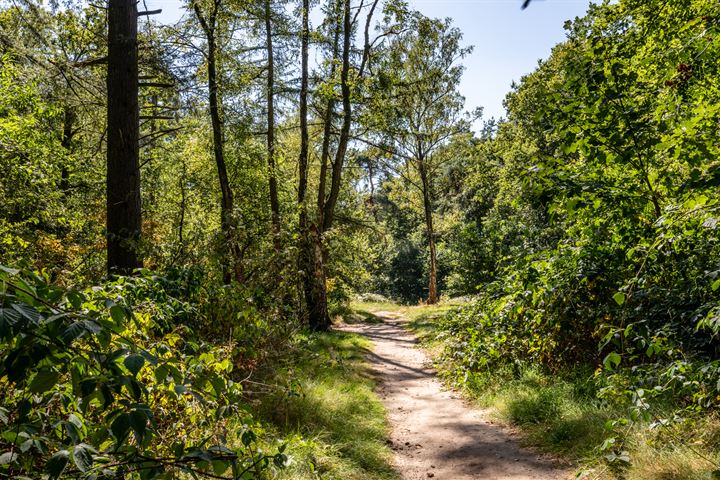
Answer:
[337, 310, 571, 480]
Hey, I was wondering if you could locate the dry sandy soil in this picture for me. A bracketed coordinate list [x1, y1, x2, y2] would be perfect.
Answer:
[338, 311, 572, 480]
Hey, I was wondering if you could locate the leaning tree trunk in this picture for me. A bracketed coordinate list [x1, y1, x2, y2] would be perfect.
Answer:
[106, 0, 142, 275]
[418, 158, 438, 304]
[321, 0, 351, 233]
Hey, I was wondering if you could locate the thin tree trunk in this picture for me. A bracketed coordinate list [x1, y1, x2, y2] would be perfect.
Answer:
[106, 0, 142, 275]
[194, 1, 240, 284]
[366, 159, 378, 222]
[316, 0, 342, 227]
[265, 0, 281, 251]
[176, 159, 187, 261]
[321, 0, 352, 233]
[297, 0, 309, 216]
[60, 107, 76, 194]
[418, 158, 438, 304]
[321, 0, 379, 231]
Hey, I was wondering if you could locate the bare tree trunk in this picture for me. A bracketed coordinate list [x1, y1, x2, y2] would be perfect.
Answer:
[60, 107, 76, 194]
[321, 0, 352, 233]
[296, 0, 331, 331]
[316, 0, 341, 227]
[265, 0, 281, 251]
[297, 0, 310, 215]
[194, 0, 240, 284]
[322, 0, 379, 231]
[306, 224, 329, 329]
[176, 158, 188, 262]
[418, 158, 438, 304]
[106, 0, 142, 275]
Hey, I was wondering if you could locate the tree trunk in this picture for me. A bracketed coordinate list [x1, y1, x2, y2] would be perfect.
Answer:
[176, 158, 188, 262]
[60, 107, 76, 194]
[194, 1, 240, 284]
[305, 225, 331, 331]
[297, 0, 309, 215]
[322, 0, 379, 231]
[316, 0, 341, 227]
[265, 0, 281, 251]
[297, 0, 331, 331]
[418, 158, 438, 304]
[321, 0, 352, 233]
[106, 0, 142, 275]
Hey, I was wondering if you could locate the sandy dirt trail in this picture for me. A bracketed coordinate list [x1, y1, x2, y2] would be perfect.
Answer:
[338, 311, 571, 480]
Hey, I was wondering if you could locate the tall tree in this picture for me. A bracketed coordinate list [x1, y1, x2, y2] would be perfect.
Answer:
[297, 0, 329, 329]
[300, 0, 386, 330]
[106, 0, 142, 275]
[193, 0, 242, 283]
[371, 14, 474, 303]
[264, 0, 281, 250]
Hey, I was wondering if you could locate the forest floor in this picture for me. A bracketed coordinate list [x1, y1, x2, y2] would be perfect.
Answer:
[338, 308, 572, 480]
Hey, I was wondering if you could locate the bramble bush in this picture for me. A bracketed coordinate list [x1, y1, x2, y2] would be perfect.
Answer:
[0, 265, 288, 479]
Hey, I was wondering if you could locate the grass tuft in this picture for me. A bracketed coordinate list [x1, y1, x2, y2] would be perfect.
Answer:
[256, 330, 398, 480]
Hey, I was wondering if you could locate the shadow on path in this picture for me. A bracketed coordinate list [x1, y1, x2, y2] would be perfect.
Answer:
[338, 311, 571, 480]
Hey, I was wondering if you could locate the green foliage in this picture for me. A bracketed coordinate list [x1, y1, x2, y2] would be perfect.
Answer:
[0, 266, 286, 479]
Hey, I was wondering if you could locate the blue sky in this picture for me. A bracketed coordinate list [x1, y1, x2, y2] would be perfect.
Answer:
[150, 0, 593, 122]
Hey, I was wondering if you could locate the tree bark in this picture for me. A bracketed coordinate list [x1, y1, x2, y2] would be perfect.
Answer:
[418, 157, 438, 304]
[194, 0, 241, 284]
[296, 0, 331, 331]
[106, 0, 142, 275]
[297, 0, 309, 215]
[265, 0, 281, 251]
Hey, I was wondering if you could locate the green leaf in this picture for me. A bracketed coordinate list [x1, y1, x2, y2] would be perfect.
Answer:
[72, 444, 93, 472]
[62, 320, 102, 344]
[124, 354, 145, 376]
[110, 413, 131, 444]
[11, 303, 42, 325]
[712, 279, 720, 291]
[241, 430, 256, 447]
[66, 290, 85, 309]
[612, 292, 626, 306]
[46, 450, 69, 479]
[0, 307, 21, 335]
[212, 460, 229, 476]
[29, 370, 59, 393]
[0, 451, 18, 464]
[603, 352, 621, 370]
[129, 410, 148, 442]
[109, 305, 127, 324]
[0, 266, 20, 276]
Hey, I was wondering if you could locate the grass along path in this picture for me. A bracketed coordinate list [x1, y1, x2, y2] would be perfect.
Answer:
[339, 307, 571, 480]
[255, 331, 398, 480]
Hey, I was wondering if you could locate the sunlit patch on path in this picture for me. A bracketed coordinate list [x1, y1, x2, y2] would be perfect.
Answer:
[339, 312, 571, 480]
